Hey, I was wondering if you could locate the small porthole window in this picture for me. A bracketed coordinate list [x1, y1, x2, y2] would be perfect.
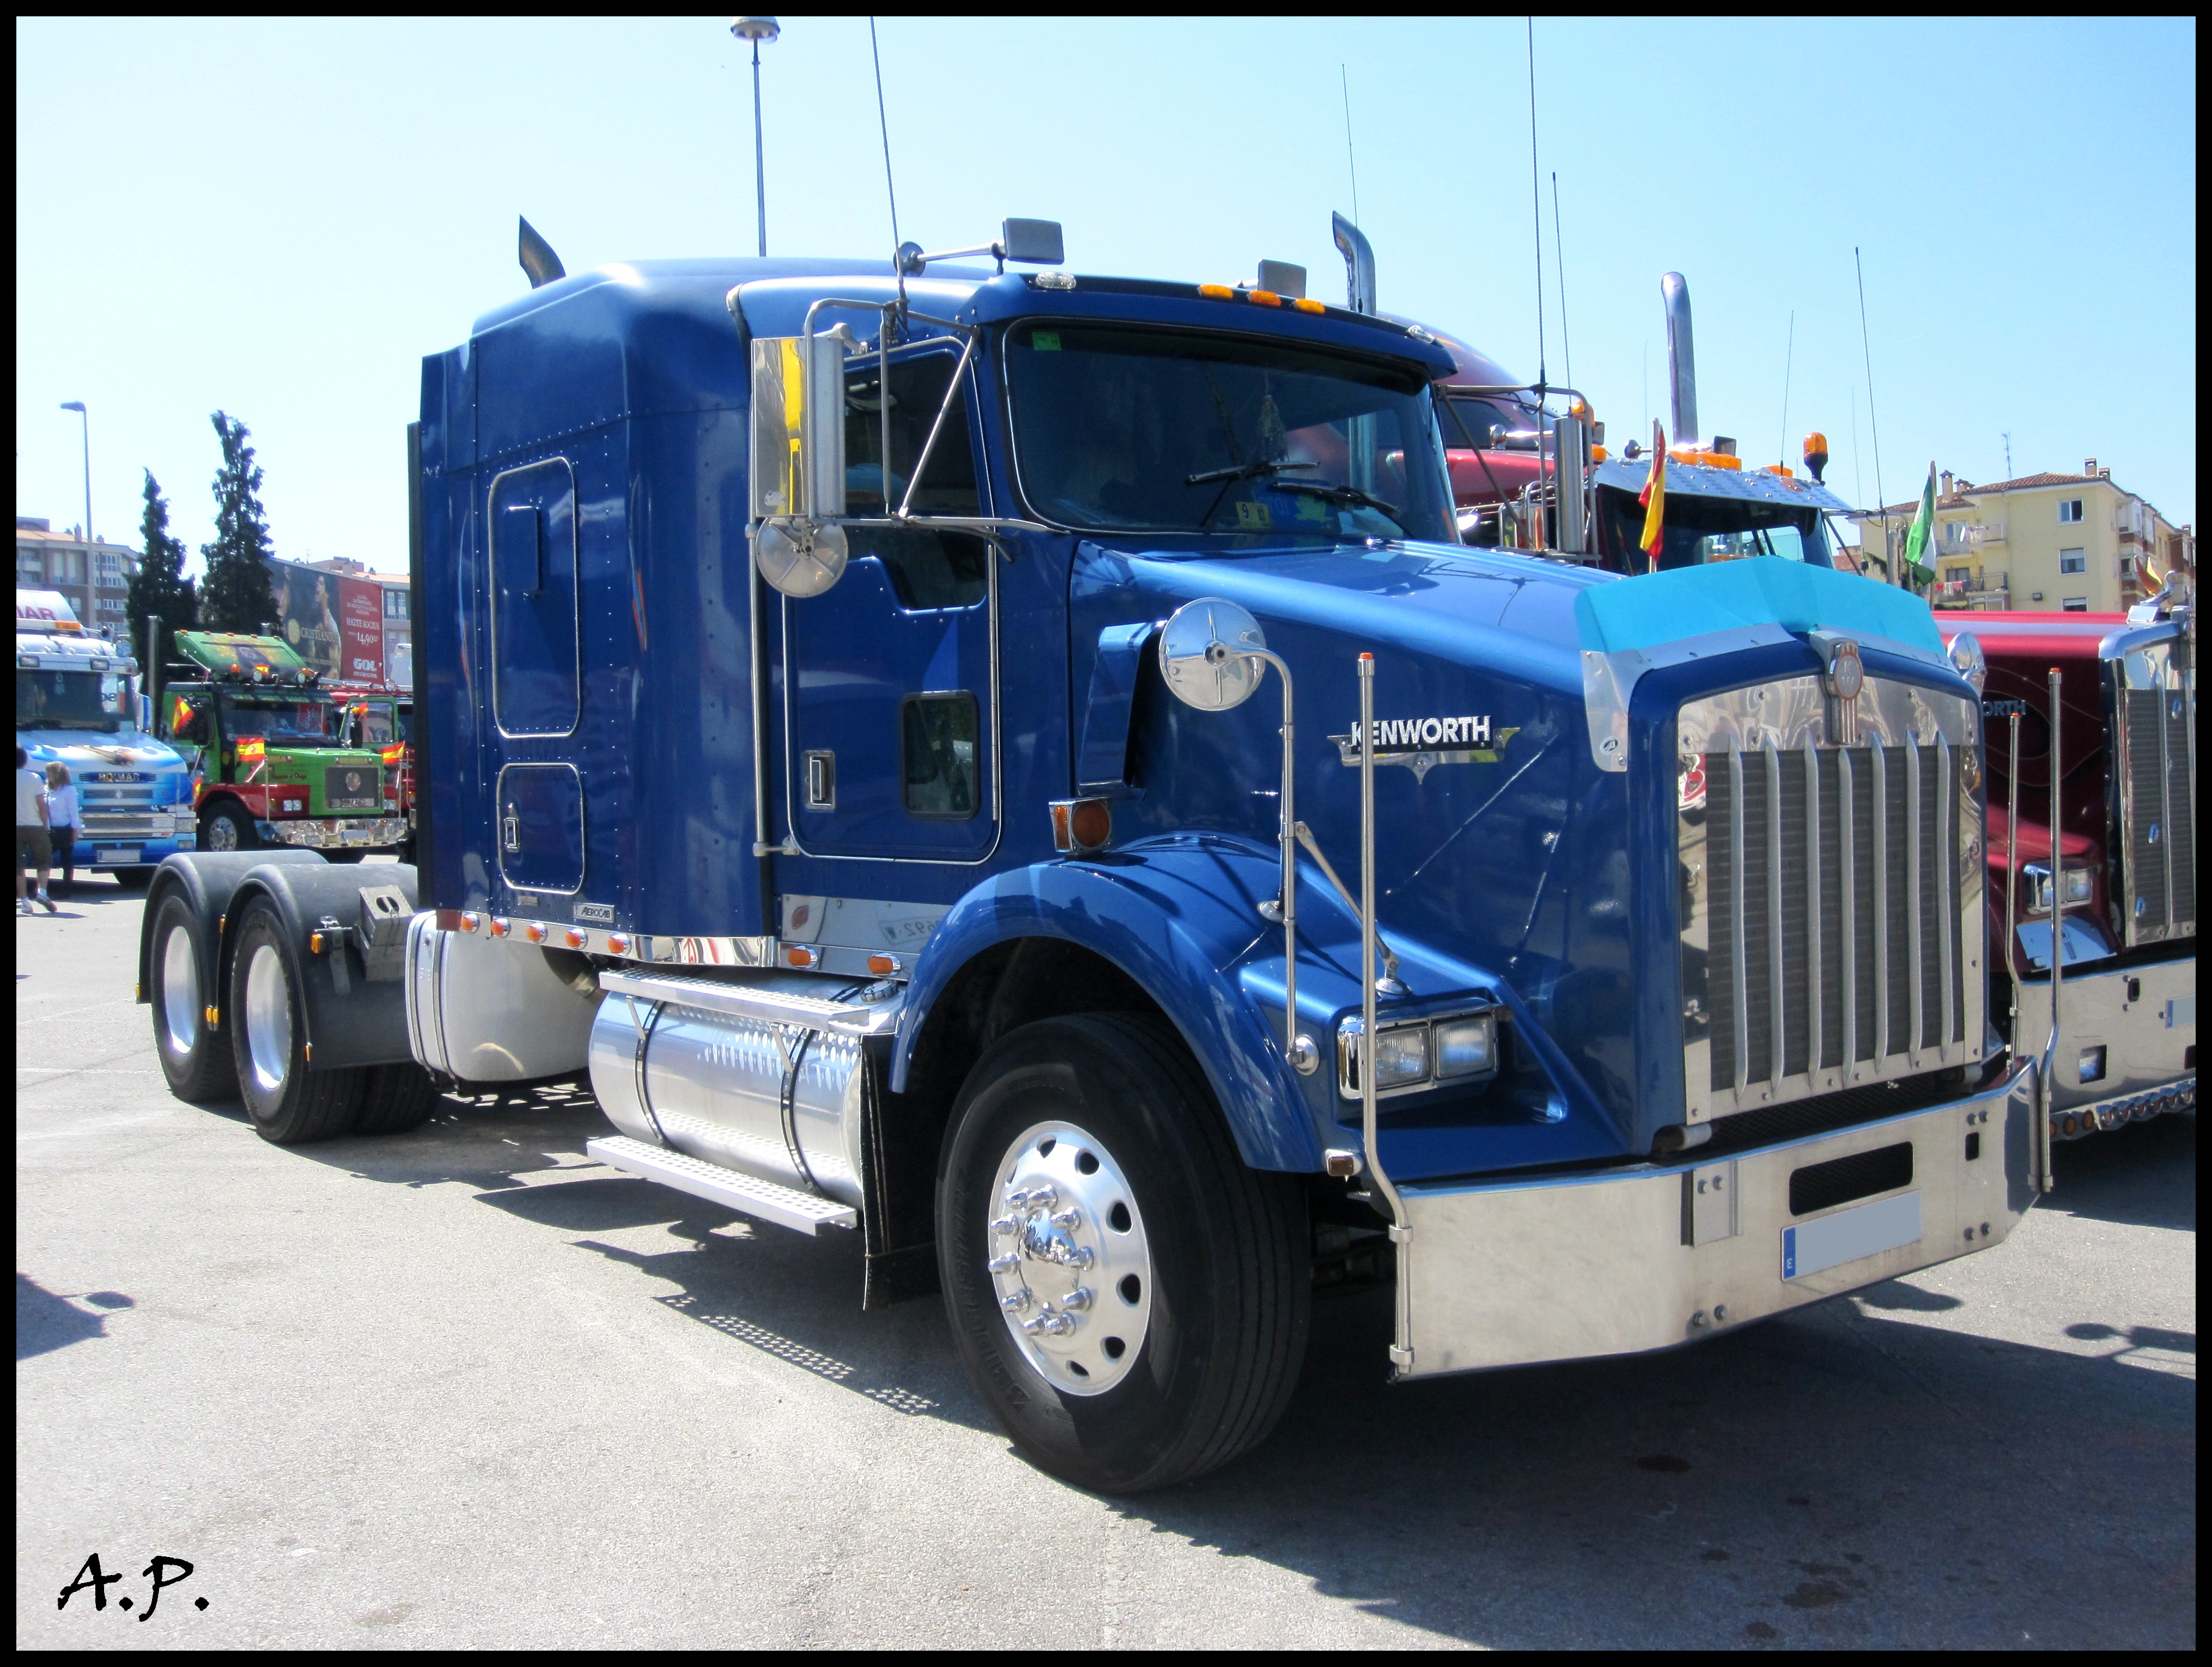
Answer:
[901, 691, 980, 820]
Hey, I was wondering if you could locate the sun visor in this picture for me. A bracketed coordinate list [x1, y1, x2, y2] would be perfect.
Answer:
[1573, 557, 1949, 771]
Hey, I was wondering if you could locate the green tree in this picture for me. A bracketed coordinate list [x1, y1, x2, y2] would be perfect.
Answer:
[197, 411, 279, 634]
[125, 469, 198, 671]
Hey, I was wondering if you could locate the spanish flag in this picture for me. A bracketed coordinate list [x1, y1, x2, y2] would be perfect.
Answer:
[168, 693, 192, 735]
[235, 738, 266, 762]
[1637, 420, 1667, 568]
[380, 743, 407, 766]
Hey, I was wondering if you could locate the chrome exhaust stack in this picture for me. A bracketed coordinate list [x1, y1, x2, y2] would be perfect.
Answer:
[1333, 213, 1376, 315]
[1661, 271, 1699, 446]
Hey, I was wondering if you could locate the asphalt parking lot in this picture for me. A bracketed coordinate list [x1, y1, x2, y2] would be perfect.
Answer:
[17, 874, 2197, 1648]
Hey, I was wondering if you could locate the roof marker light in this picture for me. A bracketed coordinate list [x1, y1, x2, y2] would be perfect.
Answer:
[1197, 284, 1235, 300]
[1292, 297, 1326, 315]
[1248, 290, 1283, 308]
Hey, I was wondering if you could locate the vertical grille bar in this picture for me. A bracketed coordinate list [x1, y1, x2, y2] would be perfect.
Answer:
[1804, 737, 1823, 1080]
[1936, 735, 1955, 1051]
[1905, 739, 1924, 1064]
[2171, 683, 2197, 929]
[1838, 747, 1857, 1074]
[1729, 744, 1749, 1095]
[2158, 682, 2177, 932]
[2125, 690, 2170, 935]
[1766, 739, 1785, 1088]
[1870, 744, 1890, 1065]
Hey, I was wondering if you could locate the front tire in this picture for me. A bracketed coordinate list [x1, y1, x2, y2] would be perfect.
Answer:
[149, 893, 237, 1102]
[938, 1014, 1309, 1494]
[200, 800, 258, 853]
[227, 901, 364, 1143]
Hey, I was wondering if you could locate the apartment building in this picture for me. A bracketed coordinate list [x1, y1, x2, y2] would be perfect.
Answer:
[15, 516, 142, 636]
[1854, 461, 2193, 614]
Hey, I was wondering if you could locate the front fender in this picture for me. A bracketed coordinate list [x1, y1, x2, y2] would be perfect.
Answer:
[895, 838, 1321, 1172]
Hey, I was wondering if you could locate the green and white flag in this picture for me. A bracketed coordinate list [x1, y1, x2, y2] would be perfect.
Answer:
[1901, 462, 1938, 588]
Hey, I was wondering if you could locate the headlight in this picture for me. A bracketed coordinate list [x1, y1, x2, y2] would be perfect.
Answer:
[1371, 1026, 1432, 1089]
[1434, 1013, 1497, 1080]
[2021, 863, 2093, 916]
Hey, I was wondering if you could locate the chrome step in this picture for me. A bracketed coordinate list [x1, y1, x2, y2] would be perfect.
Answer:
[586, 1135, 859, 1236]
[597, 967, 903, 1038]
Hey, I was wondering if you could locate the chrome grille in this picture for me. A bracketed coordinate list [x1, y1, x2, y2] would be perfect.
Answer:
[1679, 674, 1983, 1121]
[2112, 636, 2195, 947]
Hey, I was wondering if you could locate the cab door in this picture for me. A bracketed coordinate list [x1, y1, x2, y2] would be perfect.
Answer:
[780, 343, 998, 862]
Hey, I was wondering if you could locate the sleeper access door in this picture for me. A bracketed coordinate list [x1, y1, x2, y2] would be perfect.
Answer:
[778, 342, 1000, 863]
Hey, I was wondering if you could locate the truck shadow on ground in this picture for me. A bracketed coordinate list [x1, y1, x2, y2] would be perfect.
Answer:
[284, 1076, 2195, 1647]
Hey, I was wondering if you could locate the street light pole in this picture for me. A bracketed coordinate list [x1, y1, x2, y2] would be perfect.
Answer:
[59, 400, 91, 544]
[731, 17, 780, 258]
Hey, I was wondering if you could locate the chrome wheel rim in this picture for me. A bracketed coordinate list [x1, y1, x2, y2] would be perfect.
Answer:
[160, 924, 199, 1059]
[205, 814, 239, 851]
[242, 944, 292, 1095]
[987, 1120, 1153, 1397]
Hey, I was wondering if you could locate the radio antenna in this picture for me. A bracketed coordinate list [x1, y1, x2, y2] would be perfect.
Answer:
[1777, 309, 1795, 468]
[869, 19, 904, 305]
[1551, 171, 1571, 396]
[1340, 64, 1360, 228]
[1526, 17, 1546, 392]
[1854, 246, 1891, 583]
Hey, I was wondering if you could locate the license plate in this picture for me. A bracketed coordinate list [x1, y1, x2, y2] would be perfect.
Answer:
[1782, 1190, 1922, 1280]
[95, 847, 142, 865]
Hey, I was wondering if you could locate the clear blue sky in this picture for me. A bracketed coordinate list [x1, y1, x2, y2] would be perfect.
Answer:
[15, 16, 2197, 575]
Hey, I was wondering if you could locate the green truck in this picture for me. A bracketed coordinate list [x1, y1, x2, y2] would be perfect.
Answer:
[161, 632, 408, 858]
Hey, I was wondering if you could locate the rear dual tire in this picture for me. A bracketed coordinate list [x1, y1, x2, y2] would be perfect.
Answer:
[219, 899, 440, 1143]
[150, 894, 236, 1103]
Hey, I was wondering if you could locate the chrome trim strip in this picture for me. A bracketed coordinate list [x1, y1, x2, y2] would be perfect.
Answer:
[1729, 743, 1749, 1096]
[1804, 736, 1822, 1078]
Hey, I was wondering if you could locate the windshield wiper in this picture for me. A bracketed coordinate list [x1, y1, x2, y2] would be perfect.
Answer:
[1273, 478, 1403, 525]
[1187, 459, 1318, 530]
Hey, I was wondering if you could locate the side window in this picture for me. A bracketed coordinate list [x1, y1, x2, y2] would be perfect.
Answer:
[360, 707, 395, 747]
[902, 692, 979, 819]
[488, 458, 580, 737]
[844, 349, 988, 609]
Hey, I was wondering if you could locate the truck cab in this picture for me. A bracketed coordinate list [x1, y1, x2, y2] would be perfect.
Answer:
[162, 631, 408, 856]
[15, 586, 195, 878]
[145, 230, 2038, 1497]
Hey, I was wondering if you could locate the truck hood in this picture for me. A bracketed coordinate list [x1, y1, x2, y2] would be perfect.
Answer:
[17, 732, 185, 771]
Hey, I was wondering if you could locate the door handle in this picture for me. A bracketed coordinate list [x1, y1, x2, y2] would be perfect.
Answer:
[503, 807, 520, 851]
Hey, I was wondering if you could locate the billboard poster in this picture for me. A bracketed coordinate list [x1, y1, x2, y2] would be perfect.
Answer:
[380, 580, 411, 686]
[339, 575, 385, 684]
[265, 557, 344, 679]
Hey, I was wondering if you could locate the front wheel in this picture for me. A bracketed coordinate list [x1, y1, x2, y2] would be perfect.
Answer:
[938, 1014, 1309, 1494]
[149, 893, 236, 1102]
[227, 901, 364, 1143]
[112, 866, 155, 890]
[199, 800, 257, 853]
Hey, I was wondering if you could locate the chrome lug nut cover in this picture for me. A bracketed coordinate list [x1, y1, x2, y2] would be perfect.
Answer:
[985, 1120, 1152, 1396]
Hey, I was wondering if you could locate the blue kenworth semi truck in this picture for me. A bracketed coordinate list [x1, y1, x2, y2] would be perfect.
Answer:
[140, 223, 2043, 1493]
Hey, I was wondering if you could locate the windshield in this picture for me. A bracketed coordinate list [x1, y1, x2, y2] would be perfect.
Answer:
[1006, 323, 1455, 543]
[16, 668, 128, 733]
[1594, 485, 1829, 573]
[1441, 394, 1540, 451]
[218, 692, 342, 747]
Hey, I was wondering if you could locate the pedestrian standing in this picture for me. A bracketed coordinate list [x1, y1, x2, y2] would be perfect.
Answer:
[16, 745, 57, 914]
[43, 762, 80, 901]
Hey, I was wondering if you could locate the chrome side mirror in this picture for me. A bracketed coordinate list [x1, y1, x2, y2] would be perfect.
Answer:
[1158, 598, 1269, 711]
[750, 333, 849, 597]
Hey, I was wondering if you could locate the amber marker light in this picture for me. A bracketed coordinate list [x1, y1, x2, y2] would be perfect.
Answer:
[459, 912, 480, 933]
[607, 933, 631, 955]
[1248, 290, 1283, 307]
[564, 928, 587, 949]
[1196, 283, 1235, 300]
[488, 917, 511, 938]
[525, 922, 547, 943]
[867, 953, 900, 976]
[1292, 297, 1325, 315]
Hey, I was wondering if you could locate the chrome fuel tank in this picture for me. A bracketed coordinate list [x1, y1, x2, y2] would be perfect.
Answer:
[588, 975, 879, 1209]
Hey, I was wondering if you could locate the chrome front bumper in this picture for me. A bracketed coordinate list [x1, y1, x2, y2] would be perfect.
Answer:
[1394, 1062, 2038, 1378]
[2012, 954, 2196, 1134]
[264, 816, 409, 850]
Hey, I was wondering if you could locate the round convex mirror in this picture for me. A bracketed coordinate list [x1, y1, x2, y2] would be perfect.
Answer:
[756, 518, 849, 598]
[1946, 630, 1986, 695]
[1158, 597, 1268, 711]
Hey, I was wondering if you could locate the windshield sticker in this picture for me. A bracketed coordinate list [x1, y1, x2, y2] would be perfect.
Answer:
[1030, 331, 1061, 351]
[1330, 717, 1521, 781]
[1235, 501, 1273, 531]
